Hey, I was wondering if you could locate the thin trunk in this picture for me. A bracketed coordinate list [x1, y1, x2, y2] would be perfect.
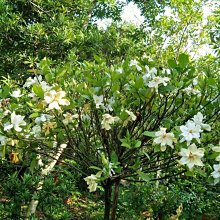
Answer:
[111, 179, 120, 220]
[104, 180, 112, 220]
[25, 144, 67, 219]
[156, 158, 160, 189]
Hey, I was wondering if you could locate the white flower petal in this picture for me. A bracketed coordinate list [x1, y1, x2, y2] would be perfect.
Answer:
[202, 123, 211, 131]
[59, 99, 70, 106]
[49, 101, 60, 110]
[4, 123, 13, 131]
[212, 147, 220, 152]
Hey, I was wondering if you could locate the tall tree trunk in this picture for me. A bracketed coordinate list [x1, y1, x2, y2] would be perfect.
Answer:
[25, 144, 67, 219]
[111, 179, 120, 220]
[104, 179, 112, 220]
[156, 157, 161, 189]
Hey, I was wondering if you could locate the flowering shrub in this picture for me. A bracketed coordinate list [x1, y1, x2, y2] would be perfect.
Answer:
[0, 54, 219, 218]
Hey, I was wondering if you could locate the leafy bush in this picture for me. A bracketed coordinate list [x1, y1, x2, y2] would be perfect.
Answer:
[118, 180, 220, 219]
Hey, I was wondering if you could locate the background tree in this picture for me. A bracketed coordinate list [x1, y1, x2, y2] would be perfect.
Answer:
[0, 0, 124, 78]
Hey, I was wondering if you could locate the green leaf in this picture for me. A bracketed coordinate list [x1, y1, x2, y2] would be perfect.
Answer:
[101, 154, 108, 166]
[137, 171, 149, 181]
[188, 67, 196, 77]
[0, 145, 5, 159]
[159, 85, 176, 94]
[90, 166, 102, 171]
[30, 158, 37, 174]
[143, 151, 150, 160]
[40, 58, 51, 75]
[121, 141, 131, 148]
[143, 131, 156, 138]
[10, 103, 19, 110]
[134, 140, 142, 148]
[135, 77, 144, 88]
[29, 112, 39, 118]
[197, 168, 207, 177]
[65, 159, 77, 165]
[1, 85, 10, 98]
[207, 78, 216, 88]
[209, 152, 220, 159]
[114, 167, 122, 174]
[111, 151, 118, 163]
[33, 84, 44, 99]
[26, 102, 34, 107]
[178, 53, 189, 68]
[56, 67, 67, 80]
[168, 59, 177, 68]
[185, 170, 194, 177]
[45, 73, 53, 82]
[129, 159, 141, 170]
[154, 145, 160, 152]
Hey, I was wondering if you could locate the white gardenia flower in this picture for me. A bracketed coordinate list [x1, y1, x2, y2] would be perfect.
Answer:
[154, 127, 177, 151]
[36, 155, 44, 167]
[183, 86, 201, 96]
[180, 121, 202, 145]
[101, 114, 120, 130]
[162, 68, 171, 75]
[35, 114, 48, 124]
[10, 89, 23, 98]
[145, 65, 157, 75]
[212, 146, 220, 161]
[44, 90, 70, 110]
[143, 73, 151, 83]
[84, 174, 98, 192]
[84, 171, 102, 192]
[0, 135, 7, 145]
[148, 67, 157, 75]
[123, 110, 137, 126]
[116, 67, 123, 74]
[4, 111, 26, 132]
[93, 95, 104, 109]
[23, 75, 51, 90]
[215, 155, 220, 162]
[193, 112, 211, 131]
[211, 164, 220, 178]
[212, 146, 220, 152]
[23, 76, 41, 88]
[40, 81, 52, 92]
[35, 114, 54, 124]
[130, 59, 138, 66]
[193, 78, 198, 85]
[129, 59, 142, 71]
[125, 110, 136, 121]
[179, 144, 204, 170]
[31, 125, 41, 137]
[143, 66, 157, 83]
[211, 164, 220, 184]
[105, 97, 115, 112]
[148, 76, 170, 93]
[62, 112, 79, 125]
[3, 110, 11, 116]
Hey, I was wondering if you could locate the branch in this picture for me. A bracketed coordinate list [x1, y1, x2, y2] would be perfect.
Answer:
[123, 170, 186, 183]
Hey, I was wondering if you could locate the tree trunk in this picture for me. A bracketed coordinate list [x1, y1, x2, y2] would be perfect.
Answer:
[104, 179, 112, 220]
[111, 179, 120, 220]
[25, 144, 67, 219]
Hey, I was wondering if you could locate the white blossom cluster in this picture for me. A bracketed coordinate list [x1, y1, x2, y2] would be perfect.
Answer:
[153, 112, 211, 171]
